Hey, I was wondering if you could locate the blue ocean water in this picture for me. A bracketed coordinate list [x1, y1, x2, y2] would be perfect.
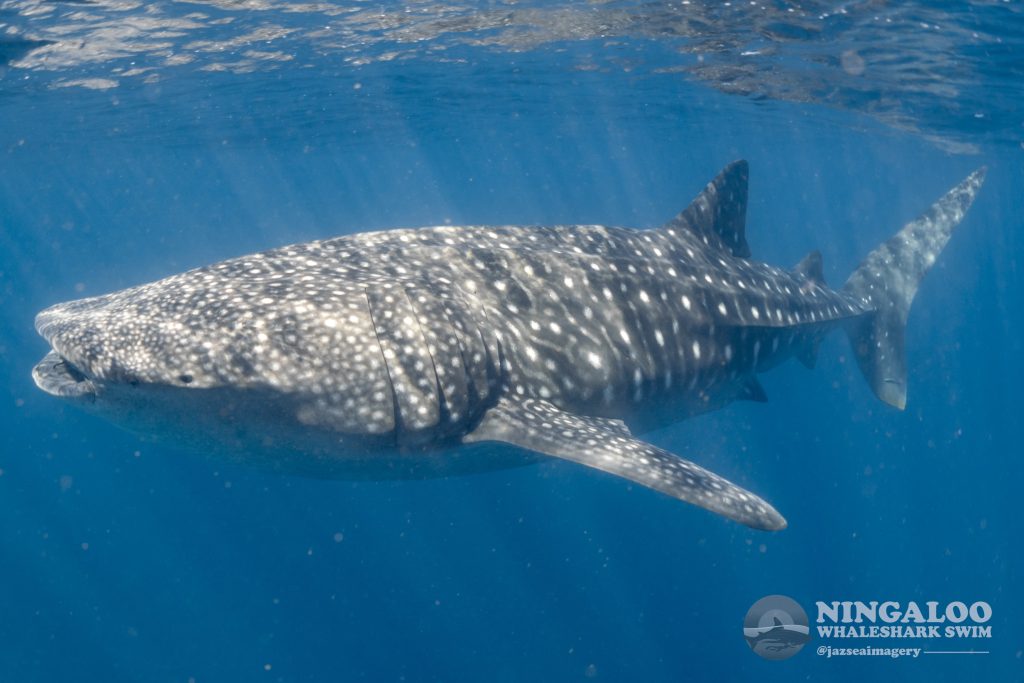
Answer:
[1, 1, 1022, 681]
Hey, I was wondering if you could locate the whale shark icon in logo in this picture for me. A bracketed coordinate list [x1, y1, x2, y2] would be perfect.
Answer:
[744, 595, 811, 660]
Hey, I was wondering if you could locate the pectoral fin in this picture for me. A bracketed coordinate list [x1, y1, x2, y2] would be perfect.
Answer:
[464, 397, 786, 531]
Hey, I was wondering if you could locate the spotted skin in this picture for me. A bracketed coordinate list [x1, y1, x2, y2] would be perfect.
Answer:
[464, 397, 784, 529]
[32, 162, 985, 530]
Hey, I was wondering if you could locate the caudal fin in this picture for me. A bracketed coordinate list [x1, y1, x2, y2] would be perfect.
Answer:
[842, 168, 986, 409]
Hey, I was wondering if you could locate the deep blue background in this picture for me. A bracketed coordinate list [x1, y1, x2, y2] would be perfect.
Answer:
[1, 28, 1022, 683]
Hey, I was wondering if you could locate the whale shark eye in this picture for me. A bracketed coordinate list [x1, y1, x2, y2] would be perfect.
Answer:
[178, 374, 194, 385]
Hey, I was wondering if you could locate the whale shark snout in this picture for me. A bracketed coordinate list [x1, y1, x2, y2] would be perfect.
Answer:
[35, 300, 133, 392]
[34, 293, 216, 393]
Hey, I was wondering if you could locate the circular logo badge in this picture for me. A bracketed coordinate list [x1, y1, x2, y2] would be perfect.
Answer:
[743, 595, 811, 660]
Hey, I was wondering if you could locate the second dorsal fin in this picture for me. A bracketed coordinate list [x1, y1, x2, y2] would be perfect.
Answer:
[793, 250, 826, 285]
[660, 160, 750, 258]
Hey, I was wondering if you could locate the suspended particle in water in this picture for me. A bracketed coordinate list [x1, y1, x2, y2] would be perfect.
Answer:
[841, 50, 865, 76]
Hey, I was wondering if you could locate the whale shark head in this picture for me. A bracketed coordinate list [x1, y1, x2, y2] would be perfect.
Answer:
[31, 291, 236, 445]
[30, 278, 510, 479]
[33, 293, 216, 403]
[30, 274, 403, 466]
[32, 290, 314, 469]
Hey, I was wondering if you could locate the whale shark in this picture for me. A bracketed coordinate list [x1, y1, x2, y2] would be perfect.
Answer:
[743, 616, 812, 654]
[32, 161, 985, 530]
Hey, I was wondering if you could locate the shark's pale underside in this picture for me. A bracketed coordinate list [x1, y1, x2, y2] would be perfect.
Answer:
[32, 162, 985, 530]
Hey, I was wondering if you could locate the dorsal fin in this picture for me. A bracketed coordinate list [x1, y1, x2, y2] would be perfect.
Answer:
[793, 250, 825, 285]
[773, 617, 784, 626]
[660, 160, 750, 258]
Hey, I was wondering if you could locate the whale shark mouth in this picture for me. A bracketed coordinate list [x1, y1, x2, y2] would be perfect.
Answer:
[32, 350, 97, 401]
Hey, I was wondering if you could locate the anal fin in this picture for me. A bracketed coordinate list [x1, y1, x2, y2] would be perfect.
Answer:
[794, 337, 821, 369]
[740, 377, 768, 402]
[464, 397, 786, 531]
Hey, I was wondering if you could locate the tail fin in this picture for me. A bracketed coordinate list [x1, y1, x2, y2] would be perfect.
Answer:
[842, 168, 986, 409]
